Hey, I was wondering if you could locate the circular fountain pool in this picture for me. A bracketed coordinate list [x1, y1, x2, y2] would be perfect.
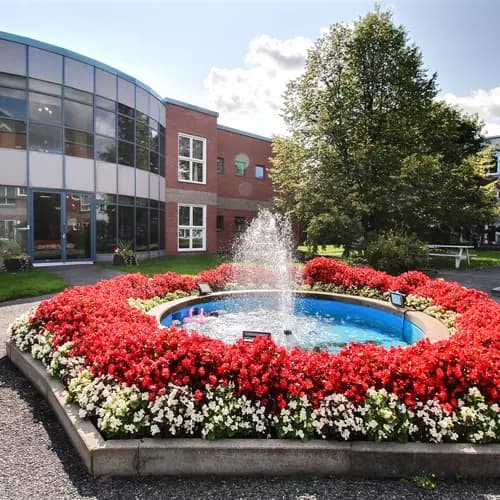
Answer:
[159, 291, 431, 351]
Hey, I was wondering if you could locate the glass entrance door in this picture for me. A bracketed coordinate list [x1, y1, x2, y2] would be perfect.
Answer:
[33, 192, 62, 260]
[33, 191, 92, 261]
[64, 193, 91, 260]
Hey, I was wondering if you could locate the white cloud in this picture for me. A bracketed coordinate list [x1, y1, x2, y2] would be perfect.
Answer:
[204, 33, 314, 137]
[443, 87, 500, 137]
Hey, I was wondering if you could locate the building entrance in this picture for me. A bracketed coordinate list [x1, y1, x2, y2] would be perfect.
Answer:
[32, 191, 92, 262]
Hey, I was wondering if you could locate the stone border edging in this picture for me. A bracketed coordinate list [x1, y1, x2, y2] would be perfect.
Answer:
[7, 340, 500, 478]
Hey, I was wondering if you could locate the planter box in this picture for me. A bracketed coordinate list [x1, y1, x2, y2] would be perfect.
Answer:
[4, 257, 26, 272]
[112, 254, 136, 266]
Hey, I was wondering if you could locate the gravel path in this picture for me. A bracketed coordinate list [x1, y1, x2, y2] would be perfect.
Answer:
[1, 267, 500, 499]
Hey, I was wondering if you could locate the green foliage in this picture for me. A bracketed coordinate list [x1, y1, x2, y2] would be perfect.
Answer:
[365, 231, 429, 275]
[271, 8, 497, 247]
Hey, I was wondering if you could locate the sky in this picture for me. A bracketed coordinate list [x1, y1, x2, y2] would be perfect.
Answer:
[2, 0, 500, 137]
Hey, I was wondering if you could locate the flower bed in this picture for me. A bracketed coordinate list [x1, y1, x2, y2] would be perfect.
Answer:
[9, 258, 500, 443]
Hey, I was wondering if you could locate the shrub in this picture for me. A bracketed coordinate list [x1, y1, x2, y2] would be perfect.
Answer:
[365, 231, 428, 275]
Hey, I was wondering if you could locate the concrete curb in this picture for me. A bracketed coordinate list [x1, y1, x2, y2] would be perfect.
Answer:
[7, 341, 500, 478]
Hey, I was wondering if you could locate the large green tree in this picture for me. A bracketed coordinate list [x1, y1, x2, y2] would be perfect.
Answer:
[271, 9, 498, 252]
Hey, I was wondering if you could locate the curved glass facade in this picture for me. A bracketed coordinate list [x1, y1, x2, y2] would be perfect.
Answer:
[0, 33, 166, 261]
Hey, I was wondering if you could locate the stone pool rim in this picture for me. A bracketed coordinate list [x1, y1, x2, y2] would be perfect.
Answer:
[149, 290, 450, 344]
[6, 339, 499, 478]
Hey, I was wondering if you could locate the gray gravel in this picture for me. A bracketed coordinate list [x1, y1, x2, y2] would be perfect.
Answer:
[1, 266, 500, 499]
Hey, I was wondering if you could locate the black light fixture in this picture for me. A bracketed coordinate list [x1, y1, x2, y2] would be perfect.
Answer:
[242, 331, 271, 342]
[389, 291, 406, 308]
[197, 282, 213, 295]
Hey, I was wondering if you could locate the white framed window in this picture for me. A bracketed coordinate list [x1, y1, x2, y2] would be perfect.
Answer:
[178, 204, 206, 251]
[0, 220, 16, 239]
[0, 186, 16, 205]
[178, 133, 206, 184]
[17, 187, 27, 196]
[255, 165, 265, 179]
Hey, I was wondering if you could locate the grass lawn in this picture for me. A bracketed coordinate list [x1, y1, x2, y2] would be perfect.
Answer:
[0, 268, 67, 303]
[100, 254, 221, 276]
[428, 248, 500, 270]
[297, 245, 344, 257]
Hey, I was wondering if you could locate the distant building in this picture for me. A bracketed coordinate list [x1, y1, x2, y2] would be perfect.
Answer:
[0, 32, 273, 263]
[483, 136, 500, 245]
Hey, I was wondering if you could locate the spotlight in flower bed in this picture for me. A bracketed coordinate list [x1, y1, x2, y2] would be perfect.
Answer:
[242, 330, 272, 342]
[389, 291, 406, 308]
[197, 282, 213, 296]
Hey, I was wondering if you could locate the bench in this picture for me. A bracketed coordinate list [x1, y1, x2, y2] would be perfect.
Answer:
[428, 245, 475, 269]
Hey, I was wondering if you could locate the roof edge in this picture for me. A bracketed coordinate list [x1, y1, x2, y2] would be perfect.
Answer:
[163, 97, 219, 117]
[217, 124, 272, 143]
[0, 30, 164, 101]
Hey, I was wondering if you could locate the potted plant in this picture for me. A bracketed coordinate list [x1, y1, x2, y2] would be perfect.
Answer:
[1, 239, 32, 272]
[112, 240, 138, 266]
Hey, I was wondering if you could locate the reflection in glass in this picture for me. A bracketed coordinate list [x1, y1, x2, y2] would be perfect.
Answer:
[149, 151, 159, 174]
[29, 79, 61, 96]
[64, 100, 93, 131]
[179, 205, 190, 226]
[118, 140, 133, 166]
[29, 92, 62, 125]
[136, 147, 148, 171]
[95, 135, 116, 162]
[33, 192, 61, 260]
[135, 206, 148, 251]
[192, 206, 203, 226]
[0, 186, 28, 250]
[64, 87, 93, 105]
[0, 73, 26, 89]
[150, 209, 159, 250]
[95, 95, 115, 111]
[136, 121, 148, 147]
[192, 139, 203, 159]
[29, 124, 62, 153]
[0, 118, 26, 149]
[179, 135, 190, 157]
[178, 159, 190, 180]
[118, 114, 134, 142]
[65, 193, 91, 259]
[65, 129, 93, 159]
[193, 162, 203, 182]
[0, 88, 27, 119]
[95, 108, 115, 137]
[118, 205, 134, 244]
[96, 193, 117, 253]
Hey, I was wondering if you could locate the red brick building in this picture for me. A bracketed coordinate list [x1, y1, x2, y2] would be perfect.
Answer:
[164, 99, 273, 256]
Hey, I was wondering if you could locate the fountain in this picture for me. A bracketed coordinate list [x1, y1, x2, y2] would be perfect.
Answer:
[160, 209, 427, 351]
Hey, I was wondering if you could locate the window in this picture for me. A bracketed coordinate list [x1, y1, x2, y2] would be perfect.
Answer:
[17, 187, 27, 196]
[489, 153, 500, 175]
[0, 219, 16, 240]
[29, 124, 62, 153]
[255, 165, 265, 179]
[178, 133, 206, 183]
[234, 216, 247, 233]
[29, 92, 62, 125]
[0, 186, 16, 205]
[65, 129, 93, 159]
[234, 153, 249, 176]
[95, 135, 116, 162]
[64, 100, 93, 131]
[0, 87, 27, 120]
[217, 157, 224, 174]
[95, 108, 115, 137]
[216, 215, 224, 232]
[178, 204, 206, 251]
[118, 140, 134, 166]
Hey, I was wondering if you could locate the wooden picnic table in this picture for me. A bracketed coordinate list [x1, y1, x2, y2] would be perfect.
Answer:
[428, 244, 475, 269]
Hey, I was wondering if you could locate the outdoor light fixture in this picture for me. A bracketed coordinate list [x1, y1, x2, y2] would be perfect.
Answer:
[197, 282, 213, 295]
[389, 291, 406, 308]
[242, 331, 271, 342]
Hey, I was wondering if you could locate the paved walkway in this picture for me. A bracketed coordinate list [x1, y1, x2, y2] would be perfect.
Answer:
[1, 265, 500, 498]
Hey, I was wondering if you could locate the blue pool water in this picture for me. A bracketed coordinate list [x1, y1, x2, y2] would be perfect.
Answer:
[161, 295, 424, 351]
